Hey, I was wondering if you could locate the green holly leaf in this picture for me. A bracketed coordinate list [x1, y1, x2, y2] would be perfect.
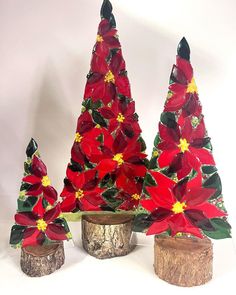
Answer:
[92, 110, 107, 127]
[160, 112, 177, 129]
[17, 197, 38, 212]
[26, 138, 38, 158]
[10, 225, 26, 245]
[203, 172, 222, 199]
[54, 218, 70, 233]
[154, 134, 161, 147]
[144, 173, 156, 187]
[132, 214, 152, 233]
[203, 218, 231, 239]
[202, 165, 217, 175]
[149, 157, 158, 169]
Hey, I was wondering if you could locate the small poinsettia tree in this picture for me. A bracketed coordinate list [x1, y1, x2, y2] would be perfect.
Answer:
[60, 0, 147, 214]
[136, 38, 231, 239]
[10, 138, 72, 248]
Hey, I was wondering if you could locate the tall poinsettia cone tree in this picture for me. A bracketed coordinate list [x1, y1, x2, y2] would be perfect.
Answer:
[60, 0, 147, 215]
[60, 0, 147, 259]
[10, 139, 71, 276]
[136, 38, 231, 286]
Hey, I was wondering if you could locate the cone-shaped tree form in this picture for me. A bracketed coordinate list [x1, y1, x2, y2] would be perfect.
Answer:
[10, 138, 72, 248]
[139, 38, 231, 239]
[60, 0, 147, 213]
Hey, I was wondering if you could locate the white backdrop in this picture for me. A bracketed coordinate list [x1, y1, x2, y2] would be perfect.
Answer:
[0, 0, 236, 293]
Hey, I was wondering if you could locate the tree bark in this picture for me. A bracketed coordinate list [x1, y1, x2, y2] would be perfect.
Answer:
[154, 235, 213, 287]
[82, 214, 135, 259]
[20, 242, 65, 277]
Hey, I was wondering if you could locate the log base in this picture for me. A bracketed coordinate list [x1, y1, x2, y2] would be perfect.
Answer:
[82, 214, 135, 259]
[20, 242, 65, 277]
[154, 235, 213, 287]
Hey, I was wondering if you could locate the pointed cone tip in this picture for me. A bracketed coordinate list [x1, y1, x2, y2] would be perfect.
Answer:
[101, 0, 113, 20]
[177, 37, 190, 61]
[26, 138, 38, 157]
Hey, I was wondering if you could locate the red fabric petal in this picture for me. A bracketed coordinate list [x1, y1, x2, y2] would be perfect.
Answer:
[60, 195, 77, 212]
[31, 156, 47, 178]
[15, 212, 38, 226]
[146, 186, 175, 209]
[140, 199, 157, 212]
[146, 220, 169, 235]
[43, 186, 57, 205]
[23, 175, 41, 185]
[90, 53, 108, 74]
[158, 149, 179, 168]
[190, 147, 215, 165]
[96, 159, 117, 178]
[44, 204, 61, 223]
[164, 91, 187, 112]
[194, 203, 226, 218]
[159, 123, 180, 143]
[186, 187, 216, 206]
[115, 76, 131, 98]
[46, 224, 67, 241]
[176, 56, 193, 82]
[22, 229, 45, 247]
[151, 171, 176, 189]
[32, 197, 45, 218]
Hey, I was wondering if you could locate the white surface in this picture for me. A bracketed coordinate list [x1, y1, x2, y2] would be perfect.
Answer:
[0, 221, 236, 294]
[0, 0, 236, 292]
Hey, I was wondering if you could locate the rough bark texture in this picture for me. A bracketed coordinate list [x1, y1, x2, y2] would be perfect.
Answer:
[20, 242, 65, 277]
[154, 235, 213, 287]
[82, 214, 135, 259]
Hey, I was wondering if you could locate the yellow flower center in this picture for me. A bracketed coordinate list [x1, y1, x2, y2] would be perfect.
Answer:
[172, 201, 186, 214]
[178, 138, 190, 153]
[116, 113, 125, 123]
[186, 78, 198, 93]
[41, 175, 51, 187]
[36, 219, 47, 232]
[75, 189, 84, 199]
[131, 194, 140, 201]
[153, 150, 159, 157]
[172, 201, 187, 214]
[104, 70, 115, 83]
[96, 34, 104, 43]
[75, 132, 83, 143]
[172, 176, 178, 183]
[95, 124, 101, 128]
[113, 153, 124, 166]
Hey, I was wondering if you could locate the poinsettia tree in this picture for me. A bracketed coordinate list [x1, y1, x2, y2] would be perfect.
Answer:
[135, 38, 231, 239]
[10, 138, 72, 248]
[60, 0, 147, 213]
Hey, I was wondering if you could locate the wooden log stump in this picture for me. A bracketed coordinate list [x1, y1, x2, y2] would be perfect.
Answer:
[154, 235, 213, 287]
[20, 242, 65, 277]
[82, 214, 135, 259]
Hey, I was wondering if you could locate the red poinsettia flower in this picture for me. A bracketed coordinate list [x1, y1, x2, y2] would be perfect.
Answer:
[116, 174, 143, 210]
[99, 98, 141, 138]
[60, 169, 105, 212]
[23, 155, 57, 205]
[158, 116, 215, 179]
[71, 111, 103, 165]
[141, 172, 226, 237]
[95, 131, 147, 180]
[84, 50, 131, 104]
[94, 19, 120, 58]
[164, 56, 202, 117]
[15, 204, 68, 247]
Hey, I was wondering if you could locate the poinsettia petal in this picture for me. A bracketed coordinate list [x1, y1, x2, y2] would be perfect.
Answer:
[31, 155, 47, 178]
[146, 186, 175, 209]
[32, 197, 45, 218]
[96, 159, 117, 178]
[158, 149, 179, 168]
[164, 91, 186, 112]
[176, 56, 193, 82]
[141, 199, 157, 212]
[159, 123, 180, 143]
[170, 64, 188, 85]
[60, 195, 77, 212]
[148, 207, 172, 222]
[43, 186, 57, 205]
[23, 175, 41, 185]
[190, 147, 215, 165]
[22, 229, 45, 247]
[98, 19, 111, 35]
[186, 187, 216, 206]
[151, 171, 176, 189]
[146, 220, 169, 235]
[90, 53, 108, 74]
[173, 178, 188, 201]
[113, 131, 127, 153]
[44, 204, 61, 223]
[15, 212, 38, 226]
[46, 224, 67, 241]
[194, 203, 226, 218]
[115, 76, 131, 98]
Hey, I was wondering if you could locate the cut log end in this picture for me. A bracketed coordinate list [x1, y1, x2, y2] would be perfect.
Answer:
[82, 214, 135, 259]
[154, 235, 213, 287]
[20, 242, 65, 277]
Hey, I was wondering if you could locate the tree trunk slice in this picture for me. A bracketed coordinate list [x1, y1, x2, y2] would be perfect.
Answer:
[154, 235, 213, 287]
[20, 242, 65, 277]
[82, 214, 135, 259]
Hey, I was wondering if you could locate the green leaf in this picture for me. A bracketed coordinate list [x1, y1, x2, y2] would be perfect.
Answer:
[160, 112, 177, 129]
[138, 136, 146, 152]
[20, 182, 32, 191]
[92, 110, 107, 127]
[203, 172, 222, 198]
[82, 98, 91, 110]
[149, 157, 157, 169]
[26, 138, 38, 158]
[202, 165, 217, 175]
[144, 173, 156, 187]
[203, 218, 231, 239]
[17, 197, 38, 212]
[100, 0, 112, 20]
[24, 161, 31, 175]
[132, 214, 152, 233]
[10, 225, 26, 245]
[91, 100, 102, 109]
[102, 188, 118, 198]
[154, 134, 161, 147]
